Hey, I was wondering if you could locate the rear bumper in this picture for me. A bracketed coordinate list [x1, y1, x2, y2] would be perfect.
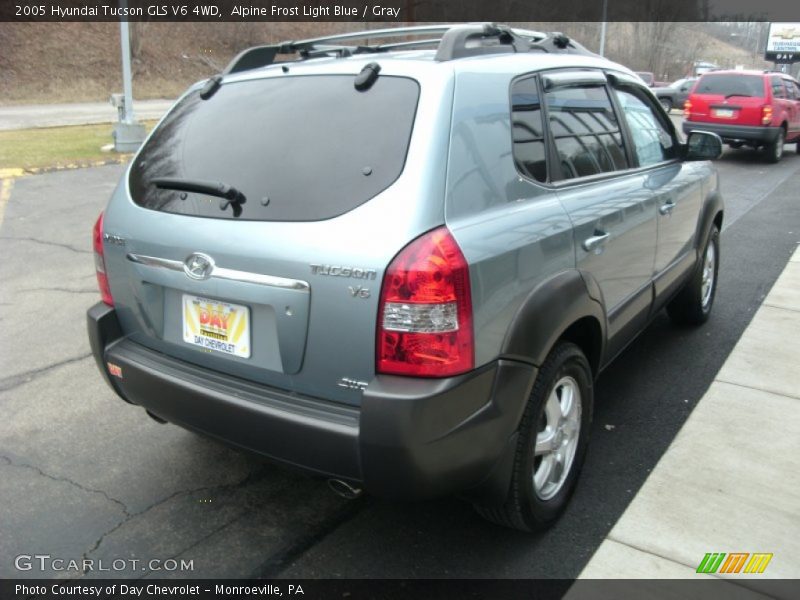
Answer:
[682, 121, 780, 143]
[87, 303, 535, 500]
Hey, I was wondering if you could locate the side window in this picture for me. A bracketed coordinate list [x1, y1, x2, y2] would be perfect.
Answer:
[771, 77, 786, 99]
[613, 87, 677, 167]
[543, 84, 627, 180]
[511, 76, 547, 182]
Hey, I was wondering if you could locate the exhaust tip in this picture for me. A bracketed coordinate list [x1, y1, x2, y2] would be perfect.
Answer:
[327, 478, 363, 500]
[146, 410, 168, 424]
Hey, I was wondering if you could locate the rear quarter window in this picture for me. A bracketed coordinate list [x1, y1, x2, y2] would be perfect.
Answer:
[771, 76, 786, 98]
[129, 75, 420, 221]
[511, 76, 548, 182]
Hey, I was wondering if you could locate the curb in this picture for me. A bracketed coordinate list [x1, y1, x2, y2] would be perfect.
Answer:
[576, 244, 800, 581]
[0, 156, 131, 180]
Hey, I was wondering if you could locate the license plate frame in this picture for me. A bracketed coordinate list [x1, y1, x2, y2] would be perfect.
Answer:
[182, 294, 251, 358]
[712, 108, 735, 118]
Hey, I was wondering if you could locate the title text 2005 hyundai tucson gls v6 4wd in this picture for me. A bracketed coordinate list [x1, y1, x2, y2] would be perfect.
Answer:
[88, 24, 724, 532]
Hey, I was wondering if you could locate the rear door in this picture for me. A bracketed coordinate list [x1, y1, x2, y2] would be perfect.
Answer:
[782, 78, 800, 138]
[542, 71, 658, 354]
[769, 75, 792, 130]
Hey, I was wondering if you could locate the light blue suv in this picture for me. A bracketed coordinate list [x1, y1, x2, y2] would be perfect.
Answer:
[87, 24, 724, 531]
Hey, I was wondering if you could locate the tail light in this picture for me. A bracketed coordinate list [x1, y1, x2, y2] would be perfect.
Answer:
[377, 227, 473, 377]
[93, 212, 114, 306]
[683, 100, 692, 119]
[761, 105, 773, 126]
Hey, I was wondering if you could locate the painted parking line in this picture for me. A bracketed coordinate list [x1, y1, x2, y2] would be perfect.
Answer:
[0, 177, 14, 231]
[0, 168, 25, 180]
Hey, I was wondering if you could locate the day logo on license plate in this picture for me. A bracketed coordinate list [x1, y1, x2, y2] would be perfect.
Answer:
[182, 294, 251, 358]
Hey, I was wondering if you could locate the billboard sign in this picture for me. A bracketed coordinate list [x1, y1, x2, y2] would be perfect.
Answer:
[765, 23, 800, 63]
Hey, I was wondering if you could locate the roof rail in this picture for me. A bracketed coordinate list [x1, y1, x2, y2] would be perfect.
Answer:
[222, 23, 592, 76]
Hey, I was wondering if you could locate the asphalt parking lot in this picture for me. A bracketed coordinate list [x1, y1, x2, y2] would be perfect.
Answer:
[1, 145, 799, 579]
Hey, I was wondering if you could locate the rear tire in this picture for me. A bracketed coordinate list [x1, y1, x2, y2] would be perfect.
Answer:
[474, 342, 593, 532]
[667, 225, 719, 326]
[766, 128, 785, 163]
[728, 141, 744, 149]
[659, 98, 673, 113]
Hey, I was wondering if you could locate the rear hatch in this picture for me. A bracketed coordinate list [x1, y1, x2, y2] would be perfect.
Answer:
[686, 73, 767, 126]
[101, 66, 448, 405]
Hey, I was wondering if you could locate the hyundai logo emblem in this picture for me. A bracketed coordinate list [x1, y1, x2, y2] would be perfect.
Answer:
[184, 253, 215, 280]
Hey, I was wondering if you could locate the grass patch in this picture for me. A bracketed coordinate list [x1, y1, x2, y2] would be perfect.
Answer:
[0, 121, 158, 170]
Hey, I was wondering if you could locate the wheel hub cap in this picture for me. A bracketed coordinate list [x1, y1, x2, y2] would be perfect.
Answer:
[701, 242, 715, 309]
[533, 375, 582, 501]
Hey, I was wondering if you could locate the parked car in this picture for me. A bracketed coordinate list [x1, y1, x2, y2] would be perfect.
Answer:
[634, 71, 668, 88]
[88, 24, 724, 532]
[683, 69, 800, 162]
[635, 71, 655, 86]
[654, 77, 698, 112]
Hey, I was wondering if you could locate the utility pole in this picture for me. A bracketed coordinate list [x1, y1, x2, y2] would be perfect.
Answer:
[113, 0, 145, 152]
[599, 0, 608, 57]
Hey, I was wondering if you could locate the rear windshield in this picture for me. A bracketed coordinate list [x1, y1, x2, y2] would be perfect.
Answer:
[129, 75, 420, 221]
[694, 74, 764, 98]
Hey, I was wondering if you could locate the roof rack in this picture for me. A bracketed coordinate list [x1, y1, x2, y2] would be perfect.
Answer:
[222, 23, 595, 75]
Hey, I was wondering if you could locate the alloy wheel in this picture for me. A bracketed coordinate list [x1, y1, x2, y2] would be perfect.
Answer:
[533, 376, 582, 500]
[701, 240, 716, 309]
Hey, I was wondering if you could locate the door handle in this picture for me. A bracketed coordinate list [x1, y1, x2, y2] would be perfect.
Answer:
[582, 231, 610, 252]
[659, 200, 676, 216]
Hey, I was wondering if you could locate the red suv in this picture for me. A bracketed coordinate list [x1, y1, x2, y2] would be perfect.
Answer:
[683, 70, 800, 162]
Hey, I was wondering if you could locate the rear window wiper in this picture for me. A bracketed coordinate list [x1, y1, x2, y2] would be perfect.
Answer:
[724, 93, 752, 99]
[152, 177, 246, 217]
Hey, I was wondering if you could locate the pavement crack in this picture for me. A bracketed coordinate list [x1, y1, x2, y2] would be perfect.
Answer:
[762, 302, 800, 314]
[0, 353, 92, 393]
[136, 511, 249, 580]
[0, 236, 91, 254]
[0, 455, 130, 516]
[251, 496, 370, 578]
[80, 464, 270, 574]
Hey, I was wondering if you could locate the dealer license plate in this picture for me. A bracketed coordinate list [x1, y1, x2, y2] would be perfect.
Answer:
[712, 108, 735, 118]
[182, 294, 251, 358]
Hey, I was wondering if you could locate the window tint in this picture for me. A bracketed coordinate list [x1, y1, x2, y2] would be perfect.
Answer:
[129, 75, 419, 221]
[783, 80, 798, 100]
[544, 84, 627, 180]
[695, 74, 764, 98]
[511, 77, 547, 182]
[614, 88, 676, 166]
[771, 77, 786, 98]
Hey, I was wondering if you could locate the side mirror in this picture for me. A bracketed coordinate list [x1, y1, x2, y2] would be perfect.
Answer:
[683, 131, 723, 161]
